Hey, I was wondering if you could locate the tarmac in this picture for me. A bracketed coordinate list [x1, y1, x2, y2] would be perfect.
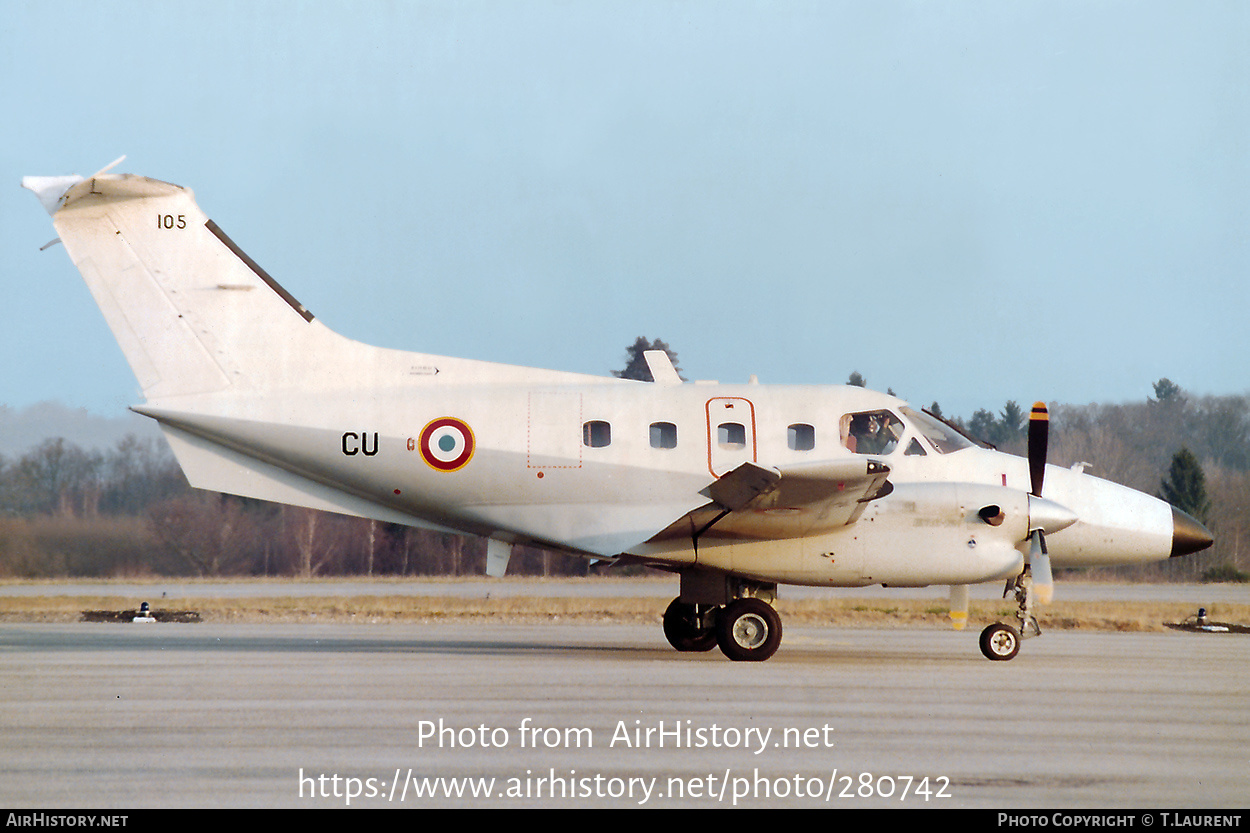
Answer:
[2, 608, 1247, 808]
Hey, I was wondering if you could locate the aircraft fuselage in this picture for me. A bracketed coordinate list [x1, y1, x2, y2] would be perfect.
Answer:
[134, 378, 1180, 589]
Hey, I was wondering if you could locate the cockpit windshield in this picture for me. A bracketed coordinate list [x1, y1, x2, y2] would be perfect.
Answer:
[899, 407, 974, 454]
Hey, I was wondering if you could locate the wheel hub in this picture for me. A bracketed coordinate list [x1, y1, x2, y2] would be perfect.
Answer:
[988, 630, 1016, 655]
[732, 613, 769, 648]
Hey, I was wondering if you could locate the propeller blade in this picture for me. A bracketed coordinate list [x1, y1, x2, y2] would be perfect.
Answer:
[949, 584, 969, 630]
[1030, 529, 1054, 605]
[1028, 401, 1049, 497]
[1026, 402, 1057, 603]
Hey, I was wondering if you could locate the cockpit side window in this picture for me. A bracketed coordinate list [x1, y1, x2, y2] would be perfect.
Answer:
[899, 406, 974, 454]
[840, 410, 904, 455]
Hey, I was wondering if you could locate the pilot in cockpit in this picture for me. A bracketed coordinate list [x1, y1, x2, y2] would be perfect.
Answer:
[844, 411, 900, 455]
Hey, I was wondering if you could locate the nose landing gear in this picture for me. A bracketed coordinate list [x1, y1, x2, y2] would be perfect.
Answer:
[979, 565, 1044, 661]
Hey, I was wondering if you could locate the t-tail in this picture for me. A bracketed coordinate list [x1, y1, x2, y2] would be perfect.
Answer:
[21, 162, 619, 528]
[22, 164, 564, 530]
[21, 169, 369, 400]
[24, 165, 601, 401]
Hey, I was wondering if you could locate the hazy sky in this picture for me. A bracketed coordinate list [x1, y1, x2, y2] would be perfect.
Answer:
[4, 1, 1247, 421]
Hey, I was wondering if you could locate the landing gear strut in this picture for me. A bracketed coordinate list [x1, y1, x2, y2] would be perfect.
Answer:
[979, 566, 1043, 661]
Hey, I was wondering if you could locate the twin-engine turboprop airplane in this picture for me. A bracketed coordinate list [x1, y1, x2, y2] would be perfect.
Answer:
[23, 163, 1214, 662]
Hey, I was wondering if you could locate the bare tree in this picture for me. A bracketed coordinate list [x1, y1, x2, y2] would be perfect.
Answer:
[147, 492, 260, 576]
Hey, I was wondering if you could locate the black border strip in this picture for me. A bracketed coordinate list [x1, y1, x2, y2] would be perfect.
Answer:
[205, 219, 315, 322]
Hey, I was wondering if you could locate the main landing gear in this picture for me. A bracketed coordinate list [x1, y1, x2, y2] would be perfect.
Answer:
[663, 582, 783, 662]
[978, 566, 1044, 661]
[662, 598, 718, 653]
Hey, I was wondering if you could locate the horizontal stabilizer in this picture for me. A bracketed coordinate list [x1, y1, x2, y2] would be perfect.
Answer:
[155, 420, 461, 533]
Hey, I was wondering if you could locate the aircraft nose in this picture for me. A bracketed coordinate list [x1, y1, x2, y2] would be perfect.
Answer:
[1171, 507, 1214, 557]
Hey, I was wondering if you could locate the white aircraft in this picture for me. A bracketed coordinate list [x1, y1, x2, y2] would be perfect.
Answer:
[23, 163, 1213, 662]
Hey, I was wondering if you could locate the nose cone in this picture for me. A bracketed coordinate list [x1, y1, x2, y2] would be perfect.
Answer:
[1171, 507, 1214, 557]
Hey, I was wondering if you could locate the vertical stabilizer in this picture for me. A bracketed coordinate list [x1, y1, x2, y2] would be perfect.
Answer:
[26, 167, 622, 401]
[25, 173, 341, 399]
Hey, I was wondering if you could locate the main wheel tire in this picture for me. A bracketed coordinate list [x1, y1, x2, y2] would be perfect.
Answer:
[663, 598, 718, 652]
[715, 598, 782, 662]
[979, 622, 1021, 661]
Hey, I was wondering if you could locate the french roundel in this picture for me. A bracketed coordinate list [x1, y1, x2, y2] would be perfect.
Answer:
[419, 417, 475, 472]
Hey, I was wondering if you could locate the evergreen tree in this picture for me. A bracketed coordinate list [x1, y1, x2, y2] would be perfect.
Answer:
[1159, 447, 1211, 523]
[1152, 378, 1183, 404]
[999, 400, 1025, 440]
[968, 409, 998, 445]
[847, 371, 866, 387]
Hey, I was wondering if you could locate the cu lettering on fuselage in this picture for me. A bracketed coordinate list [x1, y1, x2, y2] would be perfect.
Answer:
[341, 431, 379, 456]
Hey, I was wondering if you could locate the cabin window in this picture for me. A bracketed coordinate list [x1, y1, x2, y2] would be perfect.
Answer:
[905, 438, 927, 456]
[650, 421, 677, 449]
[718, 422, 746, 449]
[583, 420, 611, 448]
[788, 423, 815, 451]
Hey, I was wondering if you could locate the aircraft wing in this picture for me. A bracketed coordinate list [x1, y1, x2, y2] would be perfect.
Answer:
[649, 458, 891, 543]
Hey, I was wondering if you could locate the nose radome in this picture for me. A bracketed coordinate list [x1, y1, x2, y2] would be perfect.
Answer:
[1171, 507, 1214, 557]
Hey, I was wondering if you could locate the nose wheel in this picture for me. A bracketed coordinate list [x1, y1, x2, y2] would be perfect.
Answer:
[979, 622, 1021, 661]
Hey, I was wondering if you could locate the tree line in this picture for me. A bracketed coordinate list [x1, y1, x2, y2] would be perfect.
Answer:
[0, 434, 587, 579]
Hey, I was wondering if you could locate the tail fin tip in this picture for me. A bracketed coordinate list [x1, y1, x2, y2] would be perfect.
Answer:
[22, 174, 84, 216]
[22, 156, 126, 216]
